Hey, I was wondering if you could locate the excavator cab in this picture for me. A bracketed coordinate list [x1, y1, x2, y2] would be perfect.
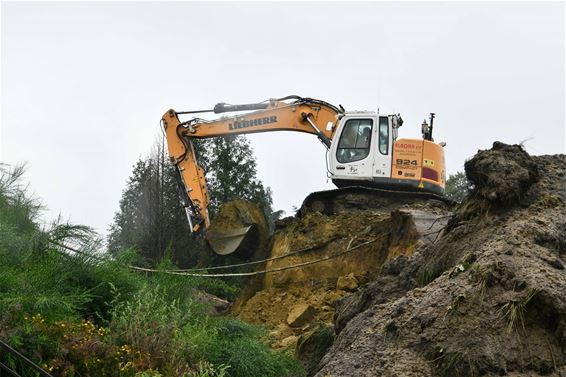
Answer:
[329, 114, 392, 183]
[328, 113, 445, 194]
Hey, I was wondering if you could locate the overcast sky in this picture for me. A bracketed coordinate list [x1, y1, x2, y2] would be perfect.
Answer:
[1, 1, 564, 237]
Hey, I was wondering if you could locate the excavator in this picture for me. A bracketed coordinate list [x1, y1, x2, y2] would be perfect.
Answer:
[161, 95, 446, 255]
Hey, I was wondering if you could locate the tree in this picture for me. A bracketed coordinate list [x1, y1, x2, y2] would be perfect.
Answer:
[203, 135, 272, 217]
[107, 135, 273, 266]
[445, 171, 471, 202]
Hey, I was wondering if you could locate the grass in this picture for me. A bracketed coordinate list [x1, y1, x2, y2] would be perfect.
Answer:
[498, 288, 539, 334]
[295, 322, 335, 375]
[468, 263, 488, 300]
[416, 267, 443, 287]
[0, 165, 304, 377]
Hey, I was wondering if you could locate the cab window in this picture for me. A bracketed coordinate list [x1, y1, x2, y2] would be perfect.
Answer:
[336, 119, 373, 163]
[379, 117, 389, 155]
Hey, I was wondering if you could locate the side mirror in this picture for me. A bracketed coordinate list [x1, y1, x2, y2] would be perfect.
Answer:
[392, 114, 403, 129]
[439, 142, 447, 147]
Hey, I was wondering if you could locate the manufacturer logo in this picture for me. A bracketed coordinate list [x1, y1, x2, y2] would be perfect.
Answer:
[229, 116, 277, 130]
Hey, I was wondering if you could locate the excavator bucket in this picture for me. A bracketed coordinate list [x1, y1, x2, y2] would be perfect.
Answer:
[206, 224, 257, 256]
[204, 200, 268, 258]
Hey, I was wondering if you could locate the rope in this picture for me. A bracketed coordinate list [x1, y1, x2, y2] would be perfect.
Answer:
[49, 236, 340, 273]
[128, 237, 381, 277]
[167, 236, 340, 272]
[48, 236, 382, 278]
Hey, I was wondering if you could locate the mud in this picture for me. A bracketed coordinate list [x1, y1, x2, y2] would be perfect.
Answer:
[316, 144, 566, 376]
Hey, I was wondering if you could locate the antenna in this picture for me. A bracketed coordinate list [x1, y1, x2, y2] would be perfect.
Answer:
[429, 113, 435, 141]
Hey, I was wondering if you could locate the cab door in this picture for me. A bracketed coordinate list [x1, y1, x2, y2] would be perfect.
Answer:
[329, 116, 377, 181]
[374, 116, 393, 179]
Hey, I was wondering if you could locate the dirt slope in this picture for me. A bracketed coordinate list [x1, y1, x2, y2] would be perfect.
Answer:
[233, 192, 451, 350]
[316, 143, 566, 376]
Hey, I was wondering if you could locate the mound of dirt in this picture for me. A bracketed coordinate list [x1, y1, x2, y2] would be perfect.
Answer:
[465, 142, 540, 205]
[316, 144, 566, 376]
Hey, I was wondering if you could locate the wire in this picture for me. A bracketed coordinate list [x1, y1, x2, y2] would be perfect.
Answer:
[167, 236, 340, 272]
[128, 237, 380, 278]
[47, 234, 381, 278]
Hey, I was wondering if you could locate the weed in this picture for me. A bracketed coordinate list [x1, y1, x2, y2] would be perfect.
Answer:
[296, 323, 335, 376]
[430, 348, 468, 377]
[445, 294, 466, 317]
[439, 351, 462, 377]
[417, 267, 442, 287]
[189, 362, 230, 377]
[498, 288, 539, 333]
[469, 263, 488, 299]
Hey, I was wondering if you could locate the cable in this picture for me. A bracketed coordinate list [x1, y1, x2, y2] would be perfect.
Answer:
[128, 237, 380, 278]
[47, 235, 381, 278]
[167, 236, 340, 272]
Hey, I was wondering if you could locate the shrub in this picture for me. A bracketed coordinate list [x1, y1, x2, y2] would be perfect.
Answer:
[0, 165, 304, 377]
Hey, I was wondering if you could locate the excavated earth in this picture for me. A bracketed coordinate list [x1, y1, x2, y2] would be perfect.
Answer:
[315, 142, 566, 377]
[232, 187, 452, 352]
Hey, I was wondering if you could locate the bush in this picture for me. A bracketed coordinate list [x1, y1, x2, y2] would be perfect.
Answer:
[190, 317, 304, 377]
[0, 166, 304, 377]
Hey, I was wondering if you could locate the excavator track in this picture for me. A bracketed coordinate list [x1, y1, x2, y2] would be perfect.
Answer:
[298, 185, 454, 217]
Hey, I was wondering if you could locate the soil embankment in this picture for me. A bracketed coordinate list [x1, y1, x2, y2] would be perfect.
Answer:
[316, 143, 566, 376]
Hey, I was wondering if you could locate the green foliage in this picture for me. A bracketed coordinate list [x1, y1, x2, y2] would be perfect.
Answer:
[0, 164, 41, 236]
[201, 136, 273, 217]
[0, 166, 303, 377]
[107, 152, 199, 265]
[537, 193, 565, 209]
[436, 350, 465, 377]
[416, 267, 443, 287]
[445, 171, 472, 203]
[108, 285, 195, 374]
[190, 317, 304, 377]
[152, 270, 240, 302]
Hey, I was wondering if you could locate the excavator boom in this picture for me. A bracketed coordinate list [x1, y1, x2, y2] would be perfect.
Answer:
[161, 96, 342, 234]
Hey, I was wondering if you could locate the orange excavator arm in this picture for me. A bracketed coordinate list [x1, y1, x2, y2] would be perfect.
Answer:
[161, 96, 343, 233]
